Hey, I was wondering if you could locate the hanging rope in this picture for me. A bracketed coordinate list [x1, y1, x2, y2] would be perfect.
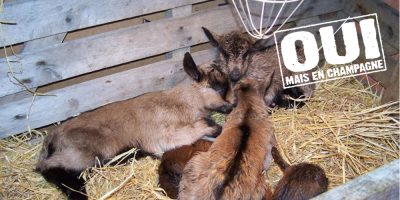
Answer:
[231, 0, 304, 39]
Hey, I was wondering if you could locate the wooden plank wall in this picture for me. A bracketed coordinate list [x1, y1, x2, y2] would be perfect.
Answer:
[0, 0, 206, 46]
[0, 0, 348, 137]
[0, 6, 236, 97]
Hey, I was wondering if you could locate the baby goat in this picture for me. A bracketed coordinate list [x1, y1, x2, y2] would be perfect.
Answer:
[159, 139, 212, 199]
[35, 52, 232, 200]
[202, 27, 315, 108]
[178, 74, 276, 200]
[271, 147, 329, 200]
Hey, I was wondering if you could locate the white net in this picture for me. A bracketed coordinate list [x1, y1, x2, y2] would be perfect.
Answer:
[231, 0, 304, 39]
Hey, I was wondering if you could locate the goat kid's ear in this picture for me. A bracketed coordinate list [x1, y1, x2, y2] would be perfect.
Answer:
[202, 27, 220, 47]
[253, 39, 268, 51]
[246, 39, 268, 56]
[183, 52, 202, 82]
[232, 78, 252, 94]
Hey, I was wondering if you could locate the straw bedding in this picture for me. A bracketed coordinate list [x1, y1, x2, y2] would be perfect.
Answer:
[0, 77, 399, 200]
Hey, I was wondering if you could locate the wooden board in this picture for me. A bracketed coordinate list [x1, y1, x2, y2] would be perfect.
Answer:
[165, 5, 193, 59]
[0, 49, 217, 138]
[0, 6, 239, 98]
[1, 0, 207, 47]
[0, 34, 68, 113]
[22, 33, 67, 53]
[313, 159, 400, 200]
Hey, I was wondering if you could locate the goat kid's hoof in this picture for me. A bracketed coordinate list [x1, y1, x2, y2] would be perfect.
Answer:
[211, 125, 222, 137]
[217, 103, 233, 114]
[203, 117, 222, 137]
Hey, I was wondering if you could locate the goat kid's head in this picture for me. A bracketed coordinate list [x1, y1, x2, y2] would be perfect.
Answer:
[202, 27, 267, 83]
[183, 52, 228, 97]
[233, 72, 275, 101]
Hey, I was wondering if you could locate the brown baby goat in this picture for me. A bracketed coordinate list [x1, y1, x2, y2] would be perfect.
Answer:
[202, 27, 315, 108]
[159, 139, 212, 199]
[160, 141, 328, 200]
[271, 147, 329, 200]
[178, 74, 276, 200]
[35, 52, 232, 200]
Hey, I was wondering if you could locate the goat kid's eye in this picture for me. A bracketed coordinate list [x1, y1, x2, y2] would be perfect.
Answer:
[242, 50, 250, 58]
[219, 48, 229, 59]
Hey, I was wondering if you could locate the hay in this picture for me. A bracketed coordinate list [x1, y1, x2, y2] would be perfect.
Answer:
[0, 133, 169, 200]
[0, 77, 399, 199]
[267, 77, 399, 188]
[0, 133, 64, 199]
[83, 155, 169, 200]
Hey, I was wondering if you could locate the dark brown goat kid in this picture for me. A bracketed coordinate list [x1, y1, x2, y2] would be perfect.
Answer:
[35, 53, 232, 200]
[158, 139, 212, 199]
[202, 27, 315, 108]
[161, 145, 328, 200]
[271, 147, 329, 200]
[178, 74, 277, 200]
[160, 143, 328, 200]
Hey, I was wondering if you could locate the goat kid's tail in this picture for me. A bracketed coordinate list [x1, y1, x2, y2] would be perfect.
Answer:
[271, 147, 290, 172]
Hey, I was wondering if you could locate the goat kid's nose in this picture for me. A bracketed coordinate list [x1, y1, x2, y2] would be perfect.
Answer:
[229, 69, 241, 82]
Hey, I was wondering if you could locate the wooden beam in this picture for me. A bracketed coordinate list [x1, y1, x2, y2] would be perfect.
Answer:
[0, 49, 217, 138]
[1, 0, 207, 47]
[312, 159, 400, 200]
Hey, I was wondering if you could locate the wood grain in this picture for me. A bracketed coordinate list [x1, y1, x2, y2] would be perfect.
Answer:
[1, 0, 207, 47]
[0, 6, 239, 98]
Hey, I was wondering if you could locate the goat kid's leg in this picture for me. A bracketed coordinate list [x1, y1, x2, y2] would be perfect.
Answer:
[153, 119, 221, 154]
[271, 147, 290, 172]
[158, 166, 181, 199]
[202, 88, 233, 114]
[264, 83, 281, 108]
[225, 83, 238, 106]
[299, 84, 315, 98]
[203, 116, 222, 137]
[263, 134, 278, 170]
